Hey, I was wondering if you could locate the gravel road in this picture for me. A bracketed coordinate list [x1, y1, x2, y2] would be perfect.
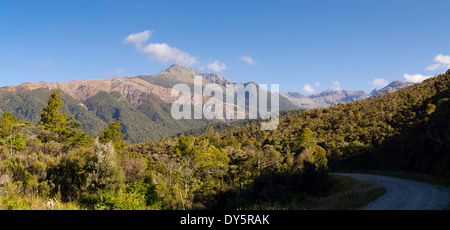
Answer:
[335, 173, 450, 210]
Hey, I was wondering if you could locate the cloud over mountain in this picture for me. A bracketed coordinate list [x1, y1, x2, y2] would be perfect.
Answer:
[206, 60, 227, 72]
[124, 30, 199, 66]
[369, 78, 389, 88]
[403, 73, 432, 83]
[141, 43, 199, 66]
[426, 54, 450, 71]
[302, 83, 315, 93]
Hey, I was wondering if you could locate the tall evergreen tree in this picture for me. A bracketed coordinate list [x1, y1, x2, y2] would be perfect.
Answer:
[38, 90, 90, 148]
[39, 90, 67, 131]
[99, 120, 128, 151]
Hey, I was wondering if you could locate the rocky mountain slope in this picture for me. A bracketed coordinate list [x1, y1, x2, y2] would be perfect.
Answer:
[0, 64, 297, 143]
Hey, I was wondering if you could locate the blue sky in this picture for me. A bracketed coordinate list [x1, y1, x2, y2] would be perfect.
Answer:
[1, 0, 450, 93]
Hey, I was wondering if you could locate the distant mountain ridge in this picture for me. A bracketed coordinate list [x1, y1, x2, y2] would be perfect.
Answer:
[370, 80, 414, 96]
[282, 80, 415, 109]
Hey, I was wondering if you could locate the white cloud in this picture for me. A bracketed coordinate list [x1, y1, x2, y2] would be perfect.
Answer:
[123, 30, 153, 48]
[124, 30, 199, 66]
[38, 60, 55, 67]
[238, 56, 257, 66]
[206, 60, 227, 72]
[314, 81, 321, 87]
[426, 54, 450, 71]
[403, 73, 432, 83]
[141, 43, 199, 66]
[369, 78, 389, 88]
[435, 54, 450, 65]
[302, 83, 315, 94]
[332, 81, 341, 90]
[426, 63, 441, 71]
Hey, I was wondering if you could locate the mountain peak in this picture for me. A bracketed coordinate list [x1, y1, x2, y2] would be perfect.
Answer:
[164, 64, 198, 74]
[157, 64, 201, 81]
[156, 64, 235, 87]
[370, 80, 414, 96]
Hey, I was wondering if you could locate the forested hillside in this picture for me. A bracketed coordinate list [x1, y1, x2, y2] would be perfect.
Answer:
[0, 69, 448, 210]
[129, 69, 449, 208]
[0, 87, 216, 143]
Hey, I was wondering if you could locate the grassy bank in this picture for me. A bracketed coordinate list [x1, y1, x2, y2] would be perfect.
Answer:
[311, 175, 386, 210]
[246, 174, 385, 210]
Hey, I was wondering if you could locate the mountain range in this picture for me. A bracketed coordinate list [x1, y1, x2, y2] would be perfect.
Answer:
[0, 64, 415, 143]
[281, 80, 414, 109]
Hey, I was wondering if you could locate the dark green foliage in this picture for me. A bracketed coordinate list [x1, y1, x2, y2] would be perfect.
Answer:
[99, 120, 128, 151]
[38, 90, 91, 149]
[47, 151, 87, 201]
[0, 88, 214, 144]
[0, 112, 29, 155]
[0, 88, 105, 137]
[125, 179, 159, 207]
[300, 161, 329, 195]
[39, 90, 66, 130]
[85, 179, 160, 210]
[0, 88, 55, 124]
[84, 91, 214, 143]
[323, 71, 450, 175]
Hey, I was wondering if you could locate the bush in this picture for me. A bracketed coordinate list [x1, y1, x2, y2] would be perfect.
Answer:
[90, 180, 160, 210]
[47, 151, 87, 201]
[122, 153, 147, 183]
[84, 140, 124, 195]
[94, 189, 147, 210]
[125, 180, 159, 207]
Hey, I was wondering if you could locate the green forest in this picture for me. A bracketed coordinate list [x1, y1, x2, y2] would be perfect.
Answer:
[0, 87, 216, 143]
[0, 69, 448, 210]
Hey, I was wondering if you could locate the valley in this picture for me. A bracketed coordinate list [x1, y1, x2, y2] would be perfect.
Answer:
[0, 66, 447, 210]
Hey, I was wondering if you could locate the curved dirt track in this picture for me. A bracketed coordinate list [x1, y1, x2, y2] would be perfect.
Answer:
[335, 173, 450, 210]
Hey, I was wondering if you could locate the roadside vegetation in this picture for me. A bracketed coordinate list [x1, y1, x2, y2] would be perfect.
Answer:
[0, 69, 448, 210]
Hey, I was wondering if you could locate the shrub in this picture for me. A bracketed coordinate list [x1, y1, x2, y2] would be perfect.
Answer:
[47, 150, 87, 201]
[94, 189, 147, 210]
[83, 140, 124, 195]
[122, 153, 147, 183]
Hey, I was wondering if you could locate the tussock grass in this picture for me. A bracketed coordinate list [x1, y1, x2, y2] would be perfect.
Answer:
[0, 183, 82, 210]
[310, 175, 385, 210]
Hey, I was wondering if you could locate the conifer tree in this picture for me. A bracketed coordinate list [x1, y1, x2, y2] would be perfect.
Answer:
[38, 90, 90, 148]
[99, 120, 127, 151]
[40, 90, 67, 131]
